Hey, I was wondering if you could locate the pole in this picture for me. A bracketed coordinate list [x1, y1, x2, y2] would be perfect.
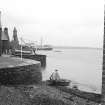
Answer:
[20, 37, 22, 60]
[36, 41, 37, 52]
[41, 37, 43, 48]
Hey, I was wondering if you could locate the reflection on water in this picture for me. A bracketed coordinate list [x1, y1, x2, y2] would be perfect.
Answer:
[37, 48, 102, 94]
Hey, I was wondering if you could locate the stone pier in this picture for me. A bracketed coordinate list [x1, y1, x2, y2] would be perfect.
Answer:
[0, 56, 42, 85]
[14, 53, 46, 67]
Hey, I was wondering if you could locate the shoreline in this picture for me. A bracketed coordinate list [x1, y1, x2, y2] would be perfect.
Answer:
[41, 81, 101, 103]
[0, 83, 101, 105]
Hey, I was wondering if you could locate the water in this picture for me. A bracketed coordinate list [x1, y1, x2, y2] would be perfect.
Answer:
[37, 48, 103, 94]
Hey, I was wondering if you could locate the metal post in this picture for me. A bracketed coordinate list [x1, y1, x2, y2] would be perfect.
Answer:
[20, 37, 22, 60]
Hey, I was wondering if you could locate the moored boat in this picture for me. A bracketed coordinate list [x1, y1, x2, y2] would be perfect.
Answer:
[13, 49, 32, 55]
[46, 79, 70, 86]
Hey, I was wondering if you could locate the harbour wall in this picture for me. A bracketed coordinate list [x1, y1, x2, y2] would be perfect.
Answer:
[14, 54, 46, 67]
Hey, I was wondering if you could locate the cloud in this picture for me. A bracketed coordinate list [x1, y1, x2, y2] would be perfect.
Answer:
[0, 0, 103, 47]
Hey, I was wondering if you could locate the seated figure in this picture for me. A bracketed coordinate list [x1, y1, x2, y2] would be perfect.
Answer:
[50, 69, 60, 81]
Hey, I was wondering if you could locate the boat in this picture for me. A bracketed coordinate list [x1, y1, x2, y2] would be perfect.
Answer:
[46, 79, 70, 86]
[37, 37, 53, 51]
[13, 49, 32, 55]
[37, 45, 53, 51]
[54, 50, 62, 52]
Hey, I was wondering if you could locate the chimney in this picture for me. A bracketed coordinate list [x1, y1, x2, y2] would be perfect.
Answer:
[4, 27, 9, 41]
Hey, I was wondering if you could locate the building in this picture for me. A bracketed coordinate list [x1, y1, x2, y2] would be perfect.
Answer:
[0, 11, 10, 55]
[1, 27, 10, 54]
[11, 27, 19, 50]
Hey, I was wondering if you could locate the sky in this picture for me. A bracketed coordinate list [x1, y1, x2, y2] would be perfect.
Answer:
[0, 0, 104, 48]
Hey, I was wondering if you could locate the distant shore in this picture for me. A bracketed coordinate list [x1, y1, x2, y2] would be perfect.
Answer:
[53, 46, 102, 50]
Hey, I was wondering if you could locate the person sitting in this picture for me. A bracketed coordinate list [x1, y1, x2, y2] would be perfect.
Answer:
[50, 69, 60, 81]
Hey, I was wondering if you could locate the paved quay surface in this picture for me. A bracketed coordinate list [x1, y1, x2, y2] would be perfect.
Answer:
[0, 55, 40, 69]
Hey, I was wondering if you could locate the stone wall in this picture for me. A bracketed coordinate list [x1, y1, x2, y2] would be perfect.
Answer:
[0, 63, 42, 85]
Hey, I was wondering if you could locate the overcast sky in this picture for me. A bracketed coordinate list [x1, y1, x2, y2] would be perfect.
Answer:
[0, 0, 104, 48]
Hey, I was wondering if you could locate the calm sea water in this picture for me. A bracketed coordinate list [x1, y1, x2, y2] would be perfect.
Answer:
[37, 48, 103, 94]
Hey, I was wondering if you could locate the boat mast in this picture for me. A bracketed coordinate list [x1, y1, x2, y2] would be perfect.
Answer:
[20, 37, 23, 61]
[40, 37, 43, 48]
